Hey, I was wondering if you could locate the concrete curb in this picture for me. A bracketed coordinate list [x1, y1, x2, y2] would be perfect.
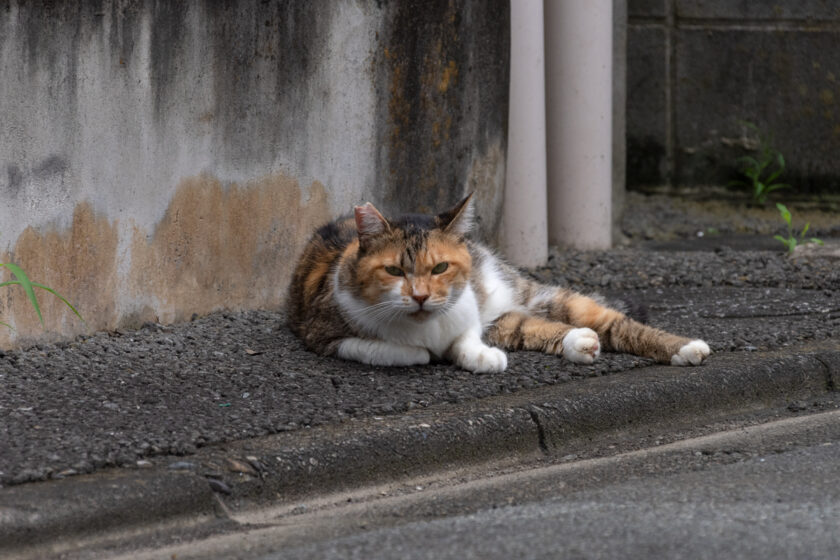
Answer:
[0, 469, 220, 553]
[2, 346, 839, 556]
[220, 347, 840, 506]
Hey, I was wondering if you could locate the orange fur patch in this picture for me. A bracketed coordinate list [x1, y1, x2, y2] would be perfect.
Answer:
[566, 295, 623, 329]
[355, 247, 404, 303]
[342, 239, 360, 260]
[303, 259, 331, 303]
[487, 312, 570, 353]
[352, 234, 472, 306]
[414, 237, 471, 303]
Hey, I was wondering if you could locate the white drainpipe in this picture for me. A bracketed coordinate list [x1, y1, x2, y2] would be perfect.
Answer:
[544, 0, 614, 250]
[502, 0, 548, 268]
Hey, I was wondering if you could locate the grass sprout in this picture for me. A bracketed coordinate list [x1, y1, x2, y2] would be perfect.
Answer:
[0, 262, 84, 330]
[773, 203, 823, 254]
[730, 122, 790, 204]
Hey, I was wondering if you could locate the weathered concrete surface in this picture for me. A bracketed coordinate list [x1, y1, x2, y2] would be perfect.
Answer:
[0, 0, 509, 347]
[627, 0, 840, 191]
[675, 28, 840, 190]
[629, 0, 665, 18]
[372, 0, 509, 238]
[675, 1, 840, 20]
[0, 469, 223, 553]
[4, 176, 330, 337]
[612, 0, 628, 243]
[2, 345, 839, 559]
[247, 416, 840, 560]
[191, 346, 840, 506]
[626, 24, 667, 186]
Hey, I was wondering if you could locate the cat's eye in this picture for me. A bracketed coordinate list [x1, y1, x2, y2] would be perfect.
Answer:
[431, 262, 449, 275]
[384, 266, 404, 277]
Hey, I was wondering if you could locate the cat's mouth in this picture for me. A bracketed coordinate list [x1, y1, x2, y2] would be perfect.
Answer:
[408, 309, 432, 321]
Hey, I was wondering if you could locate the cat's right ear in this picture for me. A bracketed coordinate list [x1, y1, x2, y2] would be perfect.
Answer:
[354, 202, 390, 248]
[438, 192, 475, 237]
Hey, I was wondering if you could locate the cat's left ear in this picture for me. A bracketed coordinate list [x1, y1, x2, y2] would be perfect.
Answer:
[438, 192, 475, 236]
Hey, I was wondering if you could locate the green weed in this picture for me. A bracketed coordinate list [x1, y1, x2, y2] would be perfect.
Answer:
[730, 122, 789, 204]
[773, 203, 823, 254]
[0, 262, 84, 330]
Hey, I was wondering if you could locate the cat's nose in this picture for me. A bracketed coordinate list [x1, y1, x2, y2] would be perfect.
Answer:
[412, 293, 429, 306]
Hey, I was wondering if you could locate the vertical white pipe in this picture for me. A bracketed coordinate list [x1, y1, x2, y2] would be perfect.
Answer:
[502, 0, 548, 268]
[545, 0, 613, 250]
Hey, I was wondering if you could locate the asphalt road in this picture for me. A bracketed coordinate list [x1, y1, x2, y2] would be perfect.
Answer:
[285, 440, 840, 560]
[116, 407, 840, 560]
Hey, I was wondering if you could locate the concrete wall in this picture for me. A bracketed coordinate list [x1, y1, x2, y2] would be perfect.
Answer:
[0, 0, 509, 347]
[613, 0, 627, 240]
[627, 0, 840, 192]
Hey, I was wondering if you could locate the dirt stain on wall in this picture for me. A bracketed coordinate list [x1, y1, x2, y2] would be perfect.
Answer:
[0, 173, 330, 348]
[129, 174, 329, 324]
[0, 203, 119, 347]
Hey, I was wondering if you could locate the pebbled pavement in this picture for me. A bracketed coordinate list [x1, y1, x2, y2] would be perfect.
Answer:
[1, 240, 839, 556]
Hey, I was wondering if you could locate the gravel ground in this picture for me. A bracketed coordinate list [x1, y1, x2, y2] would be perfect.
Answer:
[621, 191, 840, 241]
[1, 194, 838, 487]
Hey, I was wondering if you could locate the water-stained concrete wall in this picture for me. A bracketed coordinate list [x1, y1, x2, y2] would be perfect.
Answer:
[627, 0, 840, 192]
[0, 0, 509, 347]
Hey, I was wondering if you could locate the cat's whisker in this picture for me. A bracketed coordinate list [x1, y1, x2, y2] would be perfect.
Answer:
[350, 302, 407, 326]
[437, 300, 456, 318]
[353, 301, 395, 317]
[358, 301, 395, 314]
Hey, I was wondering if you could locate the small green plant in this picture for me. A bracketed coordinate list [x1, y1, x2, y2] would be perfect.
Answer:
[730, 122, 790, 204]
[773, 203, 823, 254]
[0, 262, 83, 330]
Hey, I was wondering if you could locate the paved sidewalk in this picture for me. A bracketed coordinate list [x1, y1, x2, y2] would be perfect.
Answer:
[1, 244, 838, 556]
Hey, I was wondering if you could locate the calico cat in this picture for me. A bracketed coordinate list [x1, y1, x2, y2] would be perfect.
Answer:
[287, 194, 710, 373]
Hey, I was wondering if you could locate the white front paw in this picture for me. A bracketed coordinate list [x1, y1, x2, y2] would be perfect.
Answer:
[405, 346, 432, 365]
[671, 339, 711, 366]
[562, 328, 601, 364]
[456, 345, 508, 374]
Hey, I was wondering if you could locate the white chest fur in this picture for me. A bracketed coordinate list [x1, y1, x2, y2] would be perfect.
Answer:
[335, 278, 483, 357]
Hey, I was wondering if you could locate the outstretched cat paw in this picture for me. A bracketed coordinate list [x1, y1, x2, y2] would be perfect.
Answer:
[671, 339, 711, 366]
[454, 344, 508, 374]
[562, 328, 601, 364]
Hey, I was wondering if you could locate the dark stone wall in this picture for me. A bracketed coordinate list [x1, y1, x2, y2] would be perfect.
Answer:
[627, 0, 840, 193]
[373, 0, 510, 237]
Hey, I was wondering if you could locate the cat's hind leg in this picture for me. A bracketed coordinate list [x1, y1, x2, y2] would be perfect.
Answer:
[541, 290, 710, 365]
[336, 338, 430, 366]
[486, 312, 601, 364]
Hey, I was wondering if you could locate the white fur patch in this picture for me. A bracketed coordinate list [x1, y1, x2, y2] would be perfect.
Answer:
[562, 328, 601, 364]
[334, 268, 484, 358]
[670, 339, 711, 366]
[332, 246, 515, 372]
[449, 329, 508, 373]
[337, 338, 430, 366]
[526, 287, 558, 313]
[476, 252, 518, 325]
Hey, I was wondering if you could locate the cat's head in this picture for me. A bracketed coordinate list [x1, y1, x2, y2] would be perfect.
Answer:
[348, 194, 475, 321]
